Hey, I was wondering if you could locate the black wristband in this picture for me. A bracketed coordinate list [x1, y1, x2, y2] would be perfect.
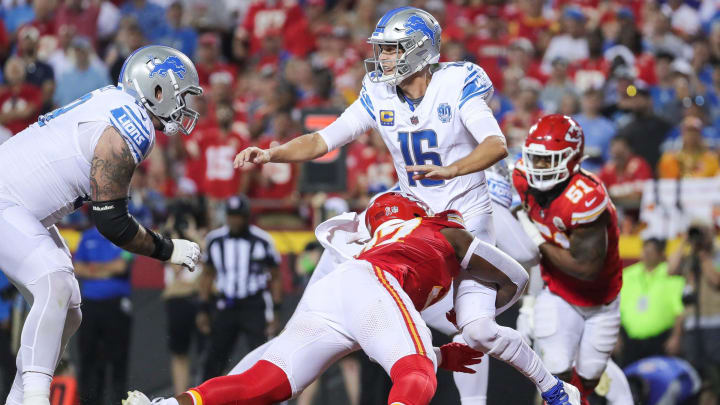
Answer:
[273, 303, 281, 312]
[146, 227, 174, 261]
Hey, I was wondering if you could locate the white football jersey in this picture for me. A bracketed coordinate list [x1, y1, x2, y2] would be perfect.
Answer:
[0, 85, 155, 227]
[319, 62, 502, 219]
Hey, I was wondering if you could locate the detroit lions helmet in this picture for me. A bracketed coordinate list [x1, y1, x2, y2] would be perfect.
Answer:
[118, 45, 203, 136]
[365, 7, 442, 86]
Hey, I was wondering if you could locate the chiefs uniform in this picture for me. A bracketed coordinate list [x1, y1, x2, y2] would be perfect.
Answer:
[251, 196, 466, 396]
[514, 114, 624, 394]
[513, 165, 622, 307]
[357, 210, 465, 311]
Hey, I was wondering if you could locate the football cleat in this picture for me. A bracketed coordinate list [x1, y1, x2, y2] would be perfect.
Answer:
[541, 378, 581, 405]
[123, 391, 167, 405]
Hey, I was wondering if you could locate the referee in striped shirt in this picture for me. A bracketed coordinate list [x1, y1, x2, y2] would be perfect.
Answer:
[197, 195, 282, 379]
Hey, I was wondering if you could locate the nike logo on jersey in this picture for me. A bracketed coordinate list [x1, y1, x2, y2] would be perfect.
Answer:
[585, 197, 597, 207]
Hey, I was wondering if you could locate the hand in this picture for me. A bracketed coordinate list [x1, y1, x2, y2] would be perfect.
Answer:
[169, 239, 201, 270]
[664, 333, 682, 356]
[516, 296, 535, 345]
[234, 146, 271, 168]
[439, 342, 484, 373]
[446, 309, 458, 328]
[196, 311, 211, 335]
[407, 164, 459, 181]
[516, 210, 546, 248]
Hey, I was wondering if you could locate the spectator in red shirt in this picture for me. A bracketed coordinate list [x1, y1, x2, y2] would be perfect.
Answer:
[464, 7, 510, 91]
[506, 38, 547, 85]
[243, 0, 306, 56]
[599, 134, 653, 230]
[201, 103, 249, 201]
[508, 0, 553, 47]
[0, 57, 42, 135]
[55, 0, 100, 45]
[247, 112, 299, 204]
[195, 33, 236, 89]
[19, 0, 57, 39]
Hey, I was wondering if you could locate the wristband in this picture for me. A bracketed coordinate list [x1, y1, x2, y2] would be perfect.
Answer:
[147, 227, 174, 261]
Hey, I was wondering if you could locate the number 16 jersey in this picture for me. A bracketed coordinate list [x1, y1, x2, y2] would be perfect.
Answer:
[319, 62, 504, 220]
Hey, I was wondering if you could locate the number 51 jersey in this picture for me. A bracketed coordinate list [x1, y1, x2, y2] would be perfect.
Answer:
[323, 62, 503, 220]
[513, 162, 622, 307]
[0, 86, 155, 227]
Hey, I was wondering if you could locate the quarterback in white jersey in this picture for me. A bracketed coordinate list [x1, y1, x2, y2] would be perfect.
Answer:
[0, 46, 202, 405]
[234, 7, 508, 403]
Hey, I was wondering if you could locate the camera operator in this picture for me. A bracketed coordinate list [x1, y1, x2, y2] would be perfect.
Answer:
[668, 221, 720, 404]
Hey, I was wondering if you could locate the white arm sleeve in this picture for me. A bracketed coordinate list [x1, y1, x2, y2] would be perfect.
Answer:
[458, 96, 506, 146]
[318, 98, 377, 151]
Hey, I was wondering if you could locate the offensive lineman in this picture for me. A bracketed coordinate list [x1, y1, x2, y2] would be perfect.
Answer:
[234, 7, 506, 402]
[0, 45, 202, 405]
[513, 114, 626, 405]
[125, 193, 580, 405]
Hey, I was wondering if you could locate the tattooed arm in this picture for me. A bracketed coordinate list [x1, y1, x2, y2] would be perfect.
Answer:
[89, 126, 165, 256]
[537, 211, 609, 281]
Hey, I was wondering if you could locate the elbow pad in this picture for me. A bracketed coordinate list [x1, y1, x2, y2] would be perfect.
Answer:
[90, 198, 141, 246]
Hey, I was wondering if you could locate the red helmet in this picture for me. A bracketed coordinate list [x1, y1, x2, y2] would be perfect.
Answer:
[522, 114, 585, 191]
[365, 192, 430, 235]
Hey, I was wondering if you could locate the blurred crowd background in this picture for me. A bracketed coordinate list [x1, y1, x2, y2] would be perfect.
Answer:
[0, 0, 720, 404]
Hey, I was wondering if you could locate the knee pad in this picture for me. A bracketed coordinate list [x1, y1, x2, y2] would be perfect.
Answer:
[388, 355, 437, 405]
[27, 272, 76, 307]
[461, 317, 500, 353]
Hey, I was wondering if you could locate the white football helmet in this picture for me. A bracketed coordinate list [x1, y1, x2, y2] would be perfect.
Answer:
[118, 45, 203, 136]
[364, 7, 442, 86]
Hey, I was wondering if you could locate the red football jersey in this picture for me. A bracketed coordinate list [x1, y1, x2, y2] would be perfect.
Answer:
[513, 161, 622, 307]
[356, 211, 465, 312]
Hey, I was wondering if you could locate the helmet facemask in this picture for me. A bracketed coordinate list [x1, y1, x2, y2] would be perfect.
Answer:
[365, 40, 415, 86]
[133, 70, 202, 136]
[522, 144, 577, 191]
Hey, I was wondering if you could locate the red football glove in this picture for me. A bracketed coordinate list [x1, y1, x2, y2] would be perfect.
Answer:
[439, 342, 484, 374]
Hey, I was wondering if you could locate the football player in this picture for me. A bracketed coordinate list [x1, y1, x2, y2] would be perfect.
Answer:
[0, 46, 202, 405]
[512, 114, 627, 405]
[234, 7, 508, 401]
[125, 193, 580, 405]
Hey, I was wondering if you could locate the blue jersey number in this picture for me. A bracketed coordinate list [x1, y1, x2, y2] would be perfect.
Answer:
[398, 130, 444, 187]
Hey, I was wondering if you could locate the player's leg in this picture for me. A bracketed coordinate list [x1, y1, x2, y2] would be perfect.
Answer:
[347, 265, 437, 405]
[420, 288, 489, 405]
[169, 265, 362, 405]
[0, 204, 80, 405]
[432, 212, 495, 405]
[455, 283, 558, 394]
[533, 288, 585, 382]
[575, 298, 621, 400]
[490, 201, 539, 270]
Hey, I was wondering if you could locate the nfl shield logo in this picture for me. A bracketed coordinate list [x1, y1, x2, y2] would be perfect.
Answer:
[410, 116, 419, 125]
[437, 103, 451, 123]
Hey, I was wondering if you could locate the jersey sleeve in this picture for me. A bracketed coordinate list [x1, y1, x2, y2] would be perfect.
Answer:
[457, 63, 503, 145]
[428, 210, 466, 229]
[567, 178, 609, 227]
[318, 79, 377, 151]
[107, 101, 156, 164]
